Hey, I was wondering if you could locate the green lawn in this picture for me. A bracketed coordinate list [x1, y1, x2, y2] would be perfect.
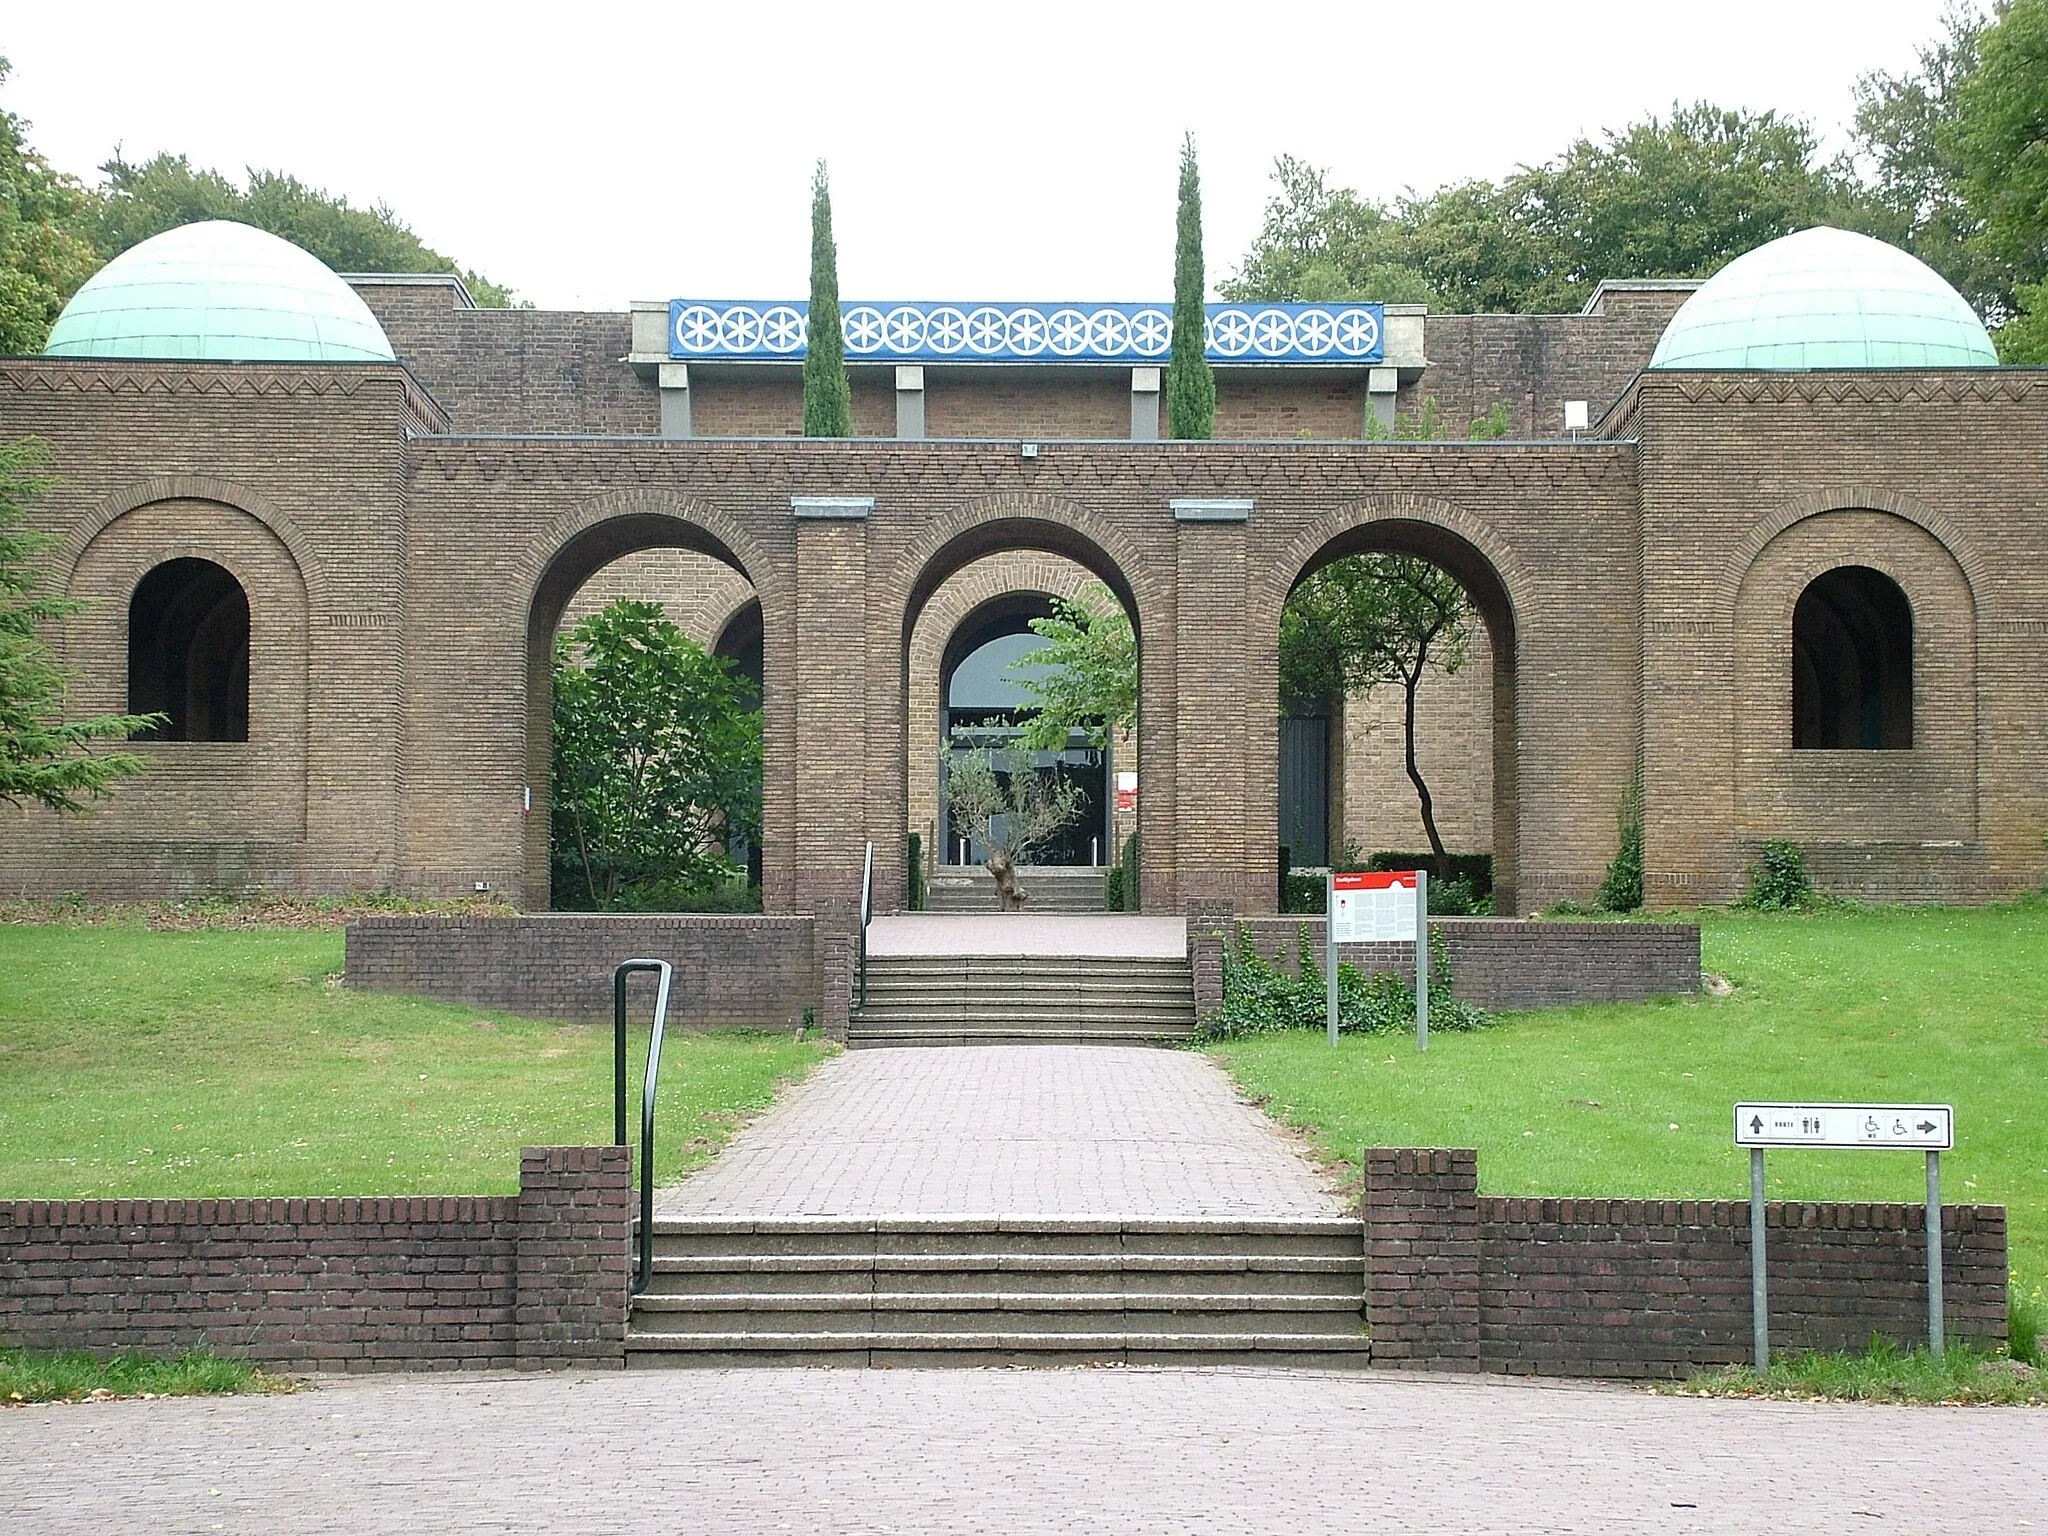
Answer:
[0, 923, 829, 1198]
[1208, 902, 2048, 1286]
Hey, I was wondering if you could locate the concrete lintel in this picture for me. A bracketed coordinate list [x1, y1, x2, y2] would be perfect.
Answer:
[791, 495, 874, 521]
[1171, 498, 1252, 523]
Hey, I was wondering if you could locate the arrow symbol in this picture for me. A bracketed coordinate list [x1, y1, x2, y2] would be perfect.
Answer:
[1749, 1115, 1763, 1135]
[1917, 1121, 1938, 1134]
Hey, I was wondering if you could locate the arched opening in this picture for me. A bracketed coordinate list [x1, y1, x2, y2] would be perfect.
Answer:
[1793, 566, 1913, 750]
[1280, 519, 1519, 913]
[937, 600, 1112, 868]
[127, 557, 250, 742]
[899, 518, 1145, 909]
[526, 517, 769, 910]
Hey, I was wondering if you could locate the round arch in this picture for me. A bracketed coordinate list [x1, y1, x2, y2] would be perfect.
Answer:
[518, 493, 783, 910]
[1257, 494, 1528, 913]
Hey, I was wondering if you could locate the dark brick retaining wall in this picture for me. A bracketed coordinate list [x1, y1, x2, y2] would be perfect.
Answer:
[0, 1147, 628, 1371]
[1236, 918, 1700, 1010]
[345, 915, 818, 1028]
[1366, 1148, 2008, 1379]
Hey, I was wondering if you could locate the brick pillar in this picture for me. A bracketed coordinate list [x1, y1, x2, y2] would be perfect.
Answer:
[821, 930, 854, 1040]
[790, 500, 872, 924]
[1189, 930, 1224, 1017]
[515, 1145, 630, 1370]
[1172, 499, 1260, 915]
[1363, 1147, 1481, 1369]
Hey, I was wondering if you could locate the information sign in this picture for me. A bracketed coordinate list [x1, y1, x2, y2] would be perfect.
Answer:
[1735, 1102, 1953, 1150]
[1330, 870, 1418, 943]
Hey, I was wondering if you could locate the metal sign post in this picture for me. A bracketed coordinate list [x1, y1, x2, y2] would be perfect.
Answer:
[1326, 870, 1424, 1047]
[1414, 868, 1429, 1053]
[1733, 1102, 1955, 1368]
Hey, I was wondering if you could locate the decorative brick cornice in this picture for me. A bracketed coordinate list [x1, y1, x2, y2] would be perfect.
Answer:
[0, 357, 449, 429]
[1653, 368, 2046, 409]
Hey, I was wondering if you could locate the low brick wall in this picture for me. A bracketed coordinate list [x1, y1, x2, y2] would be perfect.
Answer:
[1236, 917, 1699, 1011]
[0, 1147, 629, 1371]
[1366, 1148, 2007, 1379]
[345, 915, 819, 1028]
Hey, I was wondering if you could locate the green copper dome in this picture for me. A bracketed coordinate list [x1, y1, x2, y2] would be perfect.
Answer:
[44, 220, 395, 363]
[1649, 226, 1997, 371]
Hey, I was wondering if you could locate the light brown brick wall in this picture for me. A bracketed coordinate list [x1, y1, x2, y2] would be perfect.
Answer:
[1336, 627, 1495, 859]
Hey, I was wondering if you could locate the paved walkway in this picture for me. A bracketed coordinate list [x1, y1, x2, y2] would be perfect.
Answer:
[866, 913, 1188, 958]
[7, 1367, 2039, 1534]
[656, 1045, 1343, 1219]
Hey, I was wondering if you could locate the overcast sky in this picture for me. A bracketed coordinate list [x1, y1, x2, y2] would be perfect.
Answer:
[6, 1, 1955, 310]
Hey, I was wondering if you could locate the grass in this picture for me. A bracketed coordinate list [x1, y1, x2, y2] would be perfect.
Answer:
[1669, 1339, 2045, 1405]
[1, 1347, 290, 1404]
[1206, 901, 2048, 1288]
[0, 922, 830, 1198]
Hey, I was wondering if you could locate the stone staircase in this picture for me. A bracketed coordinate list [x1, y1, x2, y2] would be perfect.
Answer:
[626, 1217, 1370, 1367]
[924, 864, 1107, 913]
[851, 953, 1196, 1046]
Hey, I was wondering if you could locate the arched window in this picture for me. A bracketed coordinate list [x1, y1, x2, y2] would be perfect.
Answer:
[1792, 566, 1912, 750]
[128, 558, 250, 742]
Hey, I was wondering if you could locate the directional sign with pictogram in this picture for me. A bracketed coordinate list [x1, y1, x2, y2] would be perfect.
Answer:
[1733, 1102, 1953, 1150]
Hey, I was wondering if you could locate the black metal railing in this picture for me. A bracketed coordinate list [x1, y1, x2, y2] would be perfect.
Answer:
[855, 839, 875, 1010]
[612, 958, 673, 1296]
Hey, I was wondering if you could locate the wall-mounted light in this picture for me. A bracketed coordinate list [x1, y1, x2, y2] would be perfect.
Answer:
[474, 881, 492, 893]
[1020, 442, 1039, 459]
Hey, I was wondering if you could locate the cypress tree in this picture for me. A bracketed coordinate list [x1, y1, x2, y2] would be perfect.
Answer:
[1165, 134, 1216, 440]
[803, 160, 852, 438]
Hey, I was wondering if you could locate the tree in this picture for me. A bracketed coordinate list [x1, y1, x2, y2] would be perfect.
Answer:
[1166, 134, 1215, 439]
[1228, 104, 1874, 314]
[1953, 0, 2048, 317]
[1006, 583, 1136, 754]
[1850, 5, 2005, 317]
[0, 59, 100, 352]
[549, 599, 762, 910]
[0, 438, 162, 811]
[1282, 553, 1471, 861]
[803, 160, 852, 438]
[88, 152, 520, 306]
[945, 747, 1082, 911]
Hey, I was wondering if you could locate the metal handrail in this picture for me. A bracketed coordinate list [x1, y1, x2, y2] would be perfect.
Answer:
[612, 958, 673, 1296]
[855, 840, 875, 1010]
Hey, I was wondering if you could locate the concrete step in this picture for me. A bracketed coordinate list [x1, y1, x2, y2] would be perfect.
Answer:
[644, 1252, 1365, 1297]
[625, 1331, 1373, 1368]
[632, 1293, 1362, 1334]
[645, 1218, 1364, 1260]
[924, 866, 1109, 913]
[855, 953, 1195, 1044]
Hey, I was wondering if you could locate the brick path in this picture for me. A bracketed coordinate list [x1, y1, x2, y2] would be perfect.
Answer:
[6, 1366, 2040, 1534]
[655, 1045, 1344, 1219]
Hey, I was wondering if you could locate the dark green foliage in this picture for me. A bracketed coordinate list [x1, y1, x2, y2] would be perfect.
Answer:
[1280, 872, 1324, 914]
[0, 59, 100, 352]
[549, 599, 762, 911]
[1596, 775, 1645, 913]
[1009, 582, 1136, 752]
[1198, 926, 1486, 1040]
[1738, 840, 1815, 911]
[907, 832, 925, 912]
[803, 161, 852, 439]
[1166, 134, 1215, 440]
[0, 437, 162, 811]
[1365, 851, 1494, 896]
[1120, 830, 1140, 912]
[1953, 0, 2048, 296]
[89, 153, 520, 305]
[1104, 865, 1124, 910]
[1229, 105, 1872, 314]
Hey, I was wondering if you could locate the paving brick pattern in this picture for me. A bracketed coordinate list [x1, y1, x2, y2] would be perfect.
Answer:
[655, 1046, 1345, 1219]
[5, 1366, 2040, 1534]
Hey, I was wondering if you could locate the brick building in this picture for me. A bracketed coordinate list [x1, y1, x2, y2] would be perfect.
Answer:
[4, 220, 2042, 916]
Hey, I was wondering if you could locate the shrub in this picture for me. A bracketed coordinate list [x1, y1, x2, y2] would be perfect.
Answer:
[1197, 926, 1486, 1040]
[601, 877, 762, 914]
[1280, 870, 1326, 914]
[1105, 864, 1125, 910]
[907, 832, 925, 912]
[1738, 840, 1814, 910]
[1365, 850, 1494, 900]
[1120, 830, 1140, 910]
[1596, 775, 1644, 912]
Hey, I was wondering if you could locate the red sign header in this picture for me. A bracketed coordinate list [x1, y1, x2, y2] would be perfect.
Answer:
[1332, 870, 1418, 892]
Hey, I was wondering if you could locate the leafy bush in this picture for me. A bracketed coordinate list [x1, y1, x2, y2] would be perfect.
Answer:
[1120, 830, 1140, 910]
[594, 877, 761, 914]
[1738, 840, 1814, 910]
[1197, 926, 1486, 1040]
[907, 832, 925, 912]
[1365, 850, 1494, 900]
[1105, 864, 1125, 910]
[1596, 775, 1644, 912]
[1280, 870, 1326, 914]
